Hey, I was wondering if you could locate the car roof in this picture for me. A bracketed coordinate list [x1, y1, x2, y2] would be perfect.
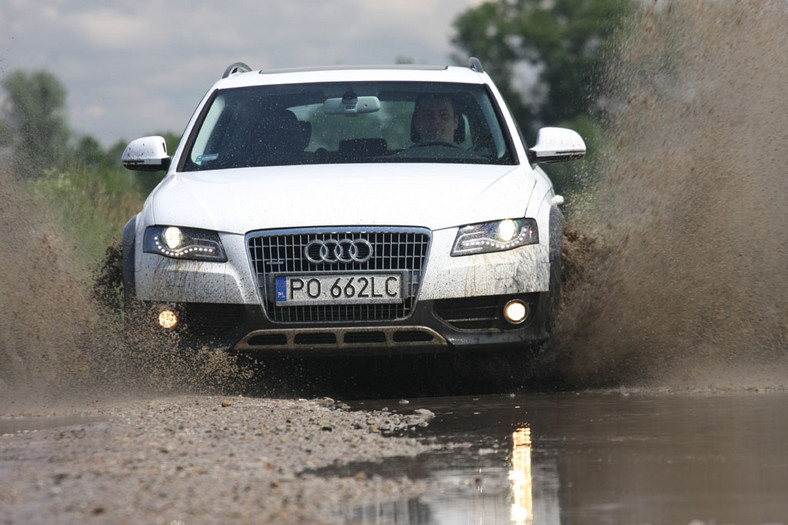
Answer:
[214, 61, 490, 89]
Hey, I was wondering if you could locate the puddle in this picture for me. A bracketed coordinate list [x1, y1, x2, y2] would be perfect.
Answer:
[330, 391, 788, 524]
[0, 415, 104, 435]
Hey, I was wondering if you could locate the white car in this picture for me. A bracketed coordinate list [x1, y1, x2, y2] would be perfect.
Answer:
[121, 58, 585, 357]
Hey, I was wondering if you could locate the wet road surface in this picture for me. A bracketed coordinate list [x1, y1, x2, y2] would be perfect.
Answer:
[337, 390, 788, 524]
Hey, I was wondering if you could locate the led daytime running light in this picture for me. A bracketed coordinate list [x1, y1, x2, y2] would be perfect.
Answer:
[452, 219, 538, 256]
[152, 235, 220, 258]
[143, 226, 227, 262]
[460, 228, 531, 251]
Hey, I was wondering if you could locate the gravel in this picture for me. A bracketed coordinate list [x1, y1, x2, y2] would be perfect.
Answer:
[0, 395, 441, 524]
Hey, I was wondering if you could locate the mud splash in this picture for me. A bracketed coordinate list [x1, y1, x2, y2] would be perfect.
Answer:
[553, 1, 787, 389]
[0, 172, 99, 409]
[0, 172, 247, 412]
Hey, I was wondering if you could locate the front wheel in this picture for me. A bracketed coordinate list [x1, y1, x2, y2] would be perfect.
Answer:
[546, 205, 564, 334]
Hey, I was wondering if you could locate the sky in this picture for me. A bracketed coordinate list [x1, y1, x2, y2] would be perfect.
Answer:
[0, 0, 484, 148]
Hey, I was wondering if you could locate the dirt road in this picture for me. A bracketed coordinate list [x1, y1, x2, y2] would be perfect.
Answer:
[1, 395, 439, 524]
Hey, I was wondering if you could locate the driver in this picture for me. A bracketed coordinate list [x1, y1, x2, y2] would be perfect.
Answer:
[411, 94, 459, 144]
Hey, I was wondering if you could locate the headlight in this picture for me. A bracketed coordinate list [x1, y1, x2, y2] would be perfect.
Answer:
[451, 218, 538, 256]
[143, 226, 227, 262]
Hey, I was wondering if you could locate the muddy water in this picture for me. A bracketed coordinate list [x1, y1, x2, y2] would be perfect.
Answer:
[342, 391, 788, 524]
[0, 415, 103, 435]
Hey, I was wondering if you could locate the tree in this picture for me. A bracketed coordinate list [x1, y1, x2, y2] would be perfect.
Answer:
[452, 0, 635, 197]
[75, 135, 110, 170]
[1, 70, 70, 178]
[452, 0, 635, 135]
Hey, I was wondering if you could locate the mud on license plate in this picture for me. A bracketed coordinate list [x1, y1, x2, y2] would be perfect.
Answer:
[275, 274, 403, 306]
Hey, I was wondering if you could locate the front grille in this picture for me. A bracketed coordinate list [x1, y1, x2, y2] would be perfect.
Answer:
[234, 326, 446, 350]
[248, 227, 431, 323]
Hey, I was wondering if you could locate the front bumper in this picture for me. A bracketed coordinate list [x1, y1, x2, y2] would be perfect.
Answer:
[130, 225, 555, 354]
[138, 291, 552, 355]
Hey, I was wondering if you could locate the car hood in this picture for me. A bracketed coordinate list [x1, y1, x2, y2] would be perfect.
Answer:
[147, 163, 537, 234]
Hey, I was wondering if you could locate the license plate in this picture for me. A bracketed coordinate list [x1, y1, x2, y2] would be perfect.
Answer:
[275, 274, 403, 306]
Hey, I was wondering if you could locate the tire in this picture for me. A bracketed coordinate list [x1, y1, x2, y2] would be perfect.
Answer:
[121, 217, 137, 306]
[546, 205, 564, 334]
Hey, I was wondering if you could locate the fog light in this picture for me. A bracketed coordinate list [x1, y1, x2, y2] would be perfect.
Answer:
[503, 300, 528, 325]
[158, 309, 178, 329]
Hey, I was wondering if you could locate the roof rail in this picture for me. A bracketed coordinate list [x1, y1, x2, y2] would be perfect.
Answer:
[222, 62, 252, 79]
[469, 57, 484, 73]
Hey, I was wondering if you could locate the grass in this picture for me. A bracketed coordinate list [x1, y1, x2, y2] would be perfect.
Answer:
[28, 161, 147, 276]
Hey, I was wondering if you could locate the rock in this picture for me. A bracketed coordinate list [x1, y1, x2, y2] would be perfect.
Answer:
[413, 408, 435, 422]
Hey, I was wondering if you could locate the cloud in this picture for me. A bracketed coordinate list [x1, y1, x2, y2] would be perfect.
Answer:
[70, 9, 153, 50]
[1, 0, 484, 147]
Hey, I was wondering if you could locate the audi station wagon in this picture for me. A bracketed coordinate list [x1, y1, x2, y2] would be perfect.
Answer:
[121, 59, 585, 357]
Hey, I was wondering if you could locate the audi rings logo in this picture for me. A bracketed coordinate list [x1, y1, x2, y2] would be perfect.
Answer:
[305, 238, 373, 264]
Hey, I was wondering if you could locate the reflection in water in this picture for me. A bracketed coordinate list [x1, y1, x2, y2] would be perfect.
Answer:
[342, 392, 788, 524]
[509, 426, 533, 524]
[339, 421, 551, 524]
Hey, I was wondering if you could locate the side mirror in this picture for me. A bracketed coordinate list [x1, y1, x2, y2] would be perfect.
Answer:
[528, 127, 586, 164]
[121, 136, 172, 171]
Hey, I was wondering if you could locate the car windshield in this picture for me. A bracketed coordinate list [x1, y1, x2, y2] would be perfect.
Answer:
[181, 81, 514, 171]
